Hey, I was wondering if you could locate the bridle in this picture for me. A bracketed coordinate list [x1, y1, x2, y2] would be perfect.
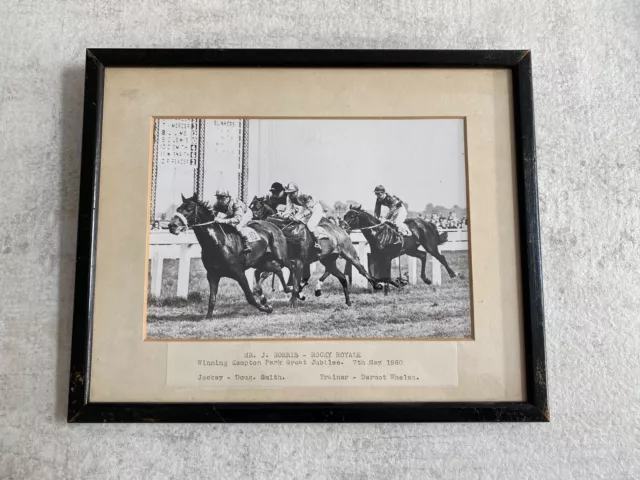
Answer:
[252, 198, 298, 231]
[173, 201, 228, 240]
[345, 209, 381, 231]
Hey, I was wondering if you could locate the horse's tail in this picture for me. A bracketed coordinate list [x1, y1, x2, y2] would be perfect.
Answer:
[439, 232, 448, 244]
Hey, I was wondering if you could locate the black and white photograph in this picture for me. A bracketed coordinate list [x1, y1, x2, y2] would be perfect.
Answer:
[147, 118, 471, 339]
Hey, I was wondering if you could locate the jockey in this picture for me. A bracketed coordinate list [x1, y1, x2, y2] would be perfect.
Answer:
[266, 181, 287, 213]
[281, 182, 323, 251]
[373, 185, 409, 240]
[212, 189, 253, 254]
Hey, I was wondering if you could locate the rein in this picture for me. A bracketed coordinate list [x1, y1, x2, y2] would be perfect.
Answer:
[359, 223, 382, 231]
[177, 203, 229, 242]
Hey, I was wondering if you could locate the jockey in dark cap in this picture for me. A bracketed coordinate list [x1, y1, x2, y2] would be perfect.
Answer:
[373, 185, 410, 240]
[266, 182, 287, 213]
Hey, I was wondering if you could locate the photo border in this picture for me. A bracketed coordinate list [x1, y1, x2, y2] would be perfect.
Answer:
[68, 49, 548, 423]
[144, 115, 473, 342]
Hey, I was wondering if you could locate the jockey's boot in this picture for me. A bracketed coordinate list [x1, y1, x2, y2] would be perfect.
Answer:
[241, 234, 252, 254]
[392, 224, 403, 244]
[311, 233, 322, 252]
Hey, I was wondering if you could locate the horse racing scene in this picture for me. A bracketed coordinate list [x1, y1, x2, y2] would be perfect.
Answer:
[147, 118, 471, 340]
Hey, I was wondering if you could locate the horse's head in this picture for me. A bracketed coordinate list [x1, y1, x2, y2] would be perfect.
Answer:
[248, 195, 262, 212]
[343, 204, 375, 230]
[249, 195, 275, 220]
[338, 218, 352, 233]
[168, 193, 199, 235]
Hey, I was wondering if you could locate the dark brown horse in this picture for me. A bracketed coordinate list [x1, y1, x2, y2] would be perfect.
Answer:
[248, 196, 381, 306]
[249, 196, 357, 291]
[168, 194, 293, 317]
[249, 196, 311, 295]
[343, 205, 459, 286]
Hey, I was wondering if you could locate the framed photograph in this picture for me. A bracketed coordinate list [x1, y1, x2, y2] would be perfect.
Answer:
[68, 49, 548, 422]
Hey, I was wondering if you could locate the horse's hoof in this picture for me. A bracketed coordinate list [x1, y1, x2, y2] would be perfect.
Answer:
[315, 290, 322, 297]
[346, 300, 352, 307]
[423, 278, 432, 285]
[260, 297, 268, 306]
[299, 294, 306, 301]
[264, 305, 274, 314]
[373, 283, 384, 290]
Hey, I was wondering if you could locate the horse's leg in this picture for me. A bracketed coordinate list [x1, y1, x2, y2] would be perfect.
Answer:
[258, 259, 295, 306]
[264, 265, 291, 294]
[234, 271, 273, 314]
[425, 246, 458, 278]
[313, 269, 332, 297]
[255, 270, 271, 289]
[296, 261, 313, 299]
[206, 272, 221, 319]
[344, 261, 353, 286]
[287, 259, 303, 307]
[405, 248, 431, 285]
[312, 240, 335, 297]
[275, 266, 292, 293]
[253, 270, 271, 306]
[386, 276, 402, 288]
[340, 250, 383, 291]
[288, 262, 309, 288]
[263, 259, 298, 306]
[301, 262, 312, 289]
[320, 255, 351, 306]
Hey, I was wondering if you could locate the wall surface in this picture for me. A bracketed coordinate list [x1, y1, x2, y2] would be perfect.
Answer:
[1, 1, 638, 479]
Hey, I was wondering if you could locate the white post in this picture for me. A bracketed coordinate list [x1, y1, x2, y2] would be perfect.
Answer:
[408, 257, 417, 285]
[352, 242, 369, 288]
[431, 255, 442, 285]
[245, 268, 255, 289]
[176, 244, 191, 298]
[150, 250, 164, 297]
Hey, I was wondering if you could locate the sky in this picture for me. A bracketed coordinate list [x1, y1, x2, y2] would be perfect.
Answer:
[152, 118, 468, 219]
[250, 118, 467, 211]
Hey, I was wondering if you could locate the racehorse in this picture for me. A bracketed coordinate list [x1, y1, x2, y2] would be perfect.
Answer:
[343, 205, 459, 287]
[249, 196, 357, 290]
[168, 194, 293, 318]
[248, 196, 381, 306]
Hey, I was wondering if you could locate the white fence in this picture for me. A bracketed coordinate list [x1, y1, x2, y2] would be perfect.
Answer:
[148, 229, 468, 298]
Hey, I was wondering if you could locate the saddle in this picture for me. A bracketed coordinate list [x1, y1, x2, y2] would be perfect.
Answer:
[383, 221, 412, 239]
[239, 226, 261, 243]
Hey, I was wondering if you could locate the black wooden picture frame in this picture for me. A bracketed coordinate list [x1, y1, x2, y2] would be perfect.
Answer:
[67, 48, 548, 423]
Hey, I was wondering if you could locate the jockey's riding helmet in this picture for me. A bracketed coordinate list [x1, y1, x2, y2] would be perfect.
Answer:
[215, 189, 231, 198]
[270, 182, 284, 193]
[284, 182, 299, 194]
[374, 185, 386, 194]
